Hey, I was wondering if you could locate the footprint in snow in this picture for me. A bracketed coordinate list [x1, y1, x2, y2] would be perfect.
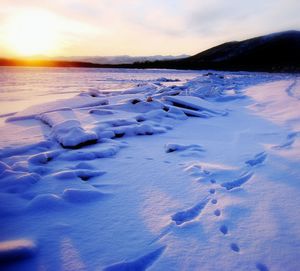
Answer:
[210, 179, 216, 184]
[221, 172, 253, 191]
[256, 263, 269, 271]
[245, 152, 267, 167]
[214, 209, 221, 217]
[171, 197, 210, 226]
[230, 243, 240, 252]
[272, 131, 299, 150]
[220, 225, 228, 235]
[103, 246, 166, 271]
[211, 199, 217, 204]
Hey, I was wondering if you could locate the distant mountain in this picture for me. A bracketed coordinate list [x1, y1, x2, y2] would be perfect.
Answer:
[47, 55, 190, 65]
[133, 30, 300, 72]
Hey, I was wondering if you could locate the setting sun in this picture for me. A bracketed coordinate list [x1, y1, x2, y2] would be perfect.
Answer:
[4, 10, 59, 56]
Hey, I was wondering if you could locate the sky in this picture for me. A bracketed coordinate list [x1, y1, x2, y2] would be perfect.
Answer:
[0, 0, 299, 57]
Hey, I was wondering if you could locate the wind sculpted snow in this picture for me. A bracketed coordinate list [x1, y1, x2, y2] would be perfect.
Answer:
[0, 69, 300, 271]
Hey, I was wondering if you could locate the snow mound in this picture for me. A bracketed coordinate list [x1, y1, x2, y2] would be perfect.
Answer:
[136, 107, 187, 122]
[59, 140, 126, 161]
[0, 140, 52, 159]
[28, 150, 63, 165]
[38, 109, 98, 148]
[0, 172, 39, 193]
[27, 194, 66, 211]
[51, 169, 105, 181]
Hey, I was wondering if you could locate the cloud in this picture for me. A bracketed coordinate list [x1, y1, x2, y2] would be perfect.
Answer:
[0, 0, 299, 56]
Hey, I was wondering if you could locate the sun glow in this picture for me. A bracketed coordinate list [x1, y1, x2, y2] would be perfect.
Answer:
[4, 10, 60, 56]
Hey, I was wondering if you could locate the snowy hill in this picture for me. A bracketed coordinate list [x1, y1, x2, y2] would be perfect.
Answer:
[134, 30, 300, 72]
[186, 30, 300, 69]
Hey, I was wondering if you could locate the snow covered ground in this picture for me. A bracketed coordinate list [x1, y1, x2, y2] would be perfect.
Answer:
[0, 69, 300, 271]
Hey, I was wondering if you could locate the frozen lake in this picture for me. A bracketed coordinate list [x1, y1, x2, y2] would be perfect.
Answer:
[0, 67, 201, 117]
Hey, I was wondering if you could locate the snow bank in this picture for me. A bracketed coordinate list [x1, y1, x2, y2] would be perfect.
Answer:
[38, 109, 98, 148]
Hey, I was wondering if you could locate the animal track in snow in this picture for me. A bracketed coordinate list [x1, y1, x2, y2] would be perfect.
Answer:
[256, 262, 269, 271]
[220, 225, 228, 235]
[273, 131, 299, 150]
[171, 197, 209, 225]
[230, 243, 240, 252]
[214, 209, 221, 216]
[103, 246, 166, 271]
[245, 152, 267, 167]
[211, 199, 217, 204]
[209, 188, 216, 194]
[221, 172, 253, 190]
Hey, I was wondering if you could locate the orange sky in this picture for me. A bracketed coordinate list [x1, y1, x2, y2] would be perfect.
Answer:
[0, 0, 299, 57]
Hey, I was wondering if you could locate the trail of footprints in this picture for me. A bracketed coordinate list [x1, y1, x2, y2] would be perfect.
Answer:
[163, 148, 270, 270]
[208, 176, 241, 253]
[206, 151, 270, 269]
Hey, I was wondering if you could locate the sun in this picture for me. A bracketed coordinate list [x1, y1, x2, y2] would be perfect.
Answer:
[4, 9, 60, 56]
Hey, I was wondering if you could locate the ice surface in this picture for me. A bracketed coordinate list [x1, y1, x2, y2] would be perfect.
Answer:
[0, 69, 299, 271]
